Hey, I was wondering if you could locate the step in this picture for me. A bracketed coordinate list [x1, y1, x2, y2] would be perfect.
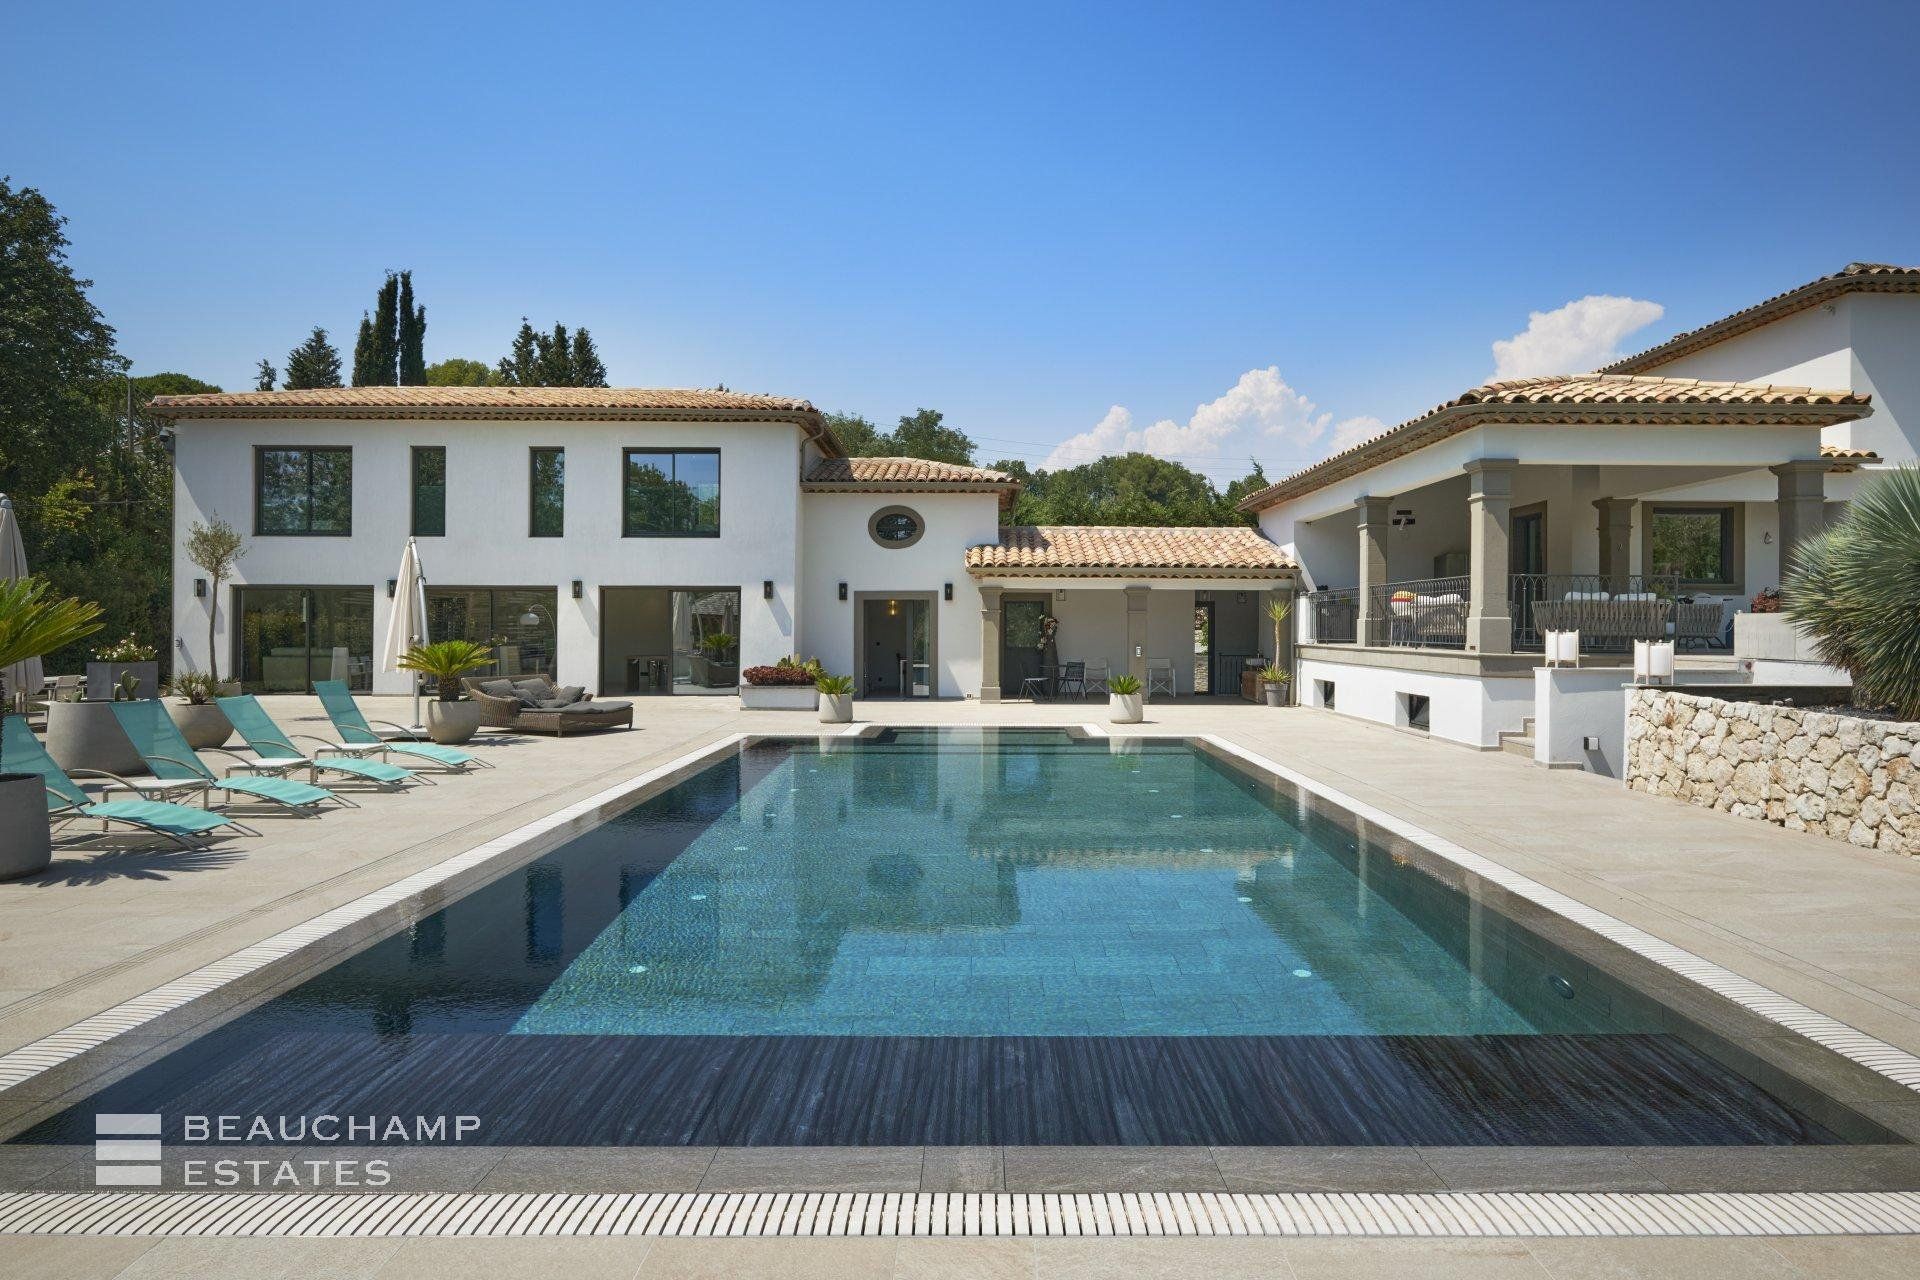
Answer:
[1498, 731, 1536, 759]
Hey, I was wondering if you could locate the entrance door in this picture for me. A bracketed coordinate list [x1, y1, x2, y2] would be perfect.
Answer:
[1001, 597, 1050, 697]
[1192, 601, 1214, 694]
[861, 596, 931, 697]
[235, 586, 374, 693]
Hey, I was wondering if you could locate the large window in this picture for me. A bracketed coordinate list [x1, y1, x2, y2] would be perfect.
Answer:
[234, 587, 374, 692]
[530, 447, 565, 537]
[255, 447, 352, 535]
[622, 449, 720, 537]
[411, 446, 446, 537]
[1649, 505, 1736, 586]
[424, 587, 558, 680]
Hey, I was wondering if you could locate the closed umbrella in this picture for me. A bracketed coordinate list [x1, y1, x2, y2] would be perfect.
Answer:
[380, 537, 430, 732]
[0, 494, 42, 711]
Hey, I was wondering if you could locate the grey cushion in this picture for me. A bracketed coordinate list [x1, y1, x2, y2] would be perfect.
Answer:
[551, 685, 587, 706]
[511, 677, 555, 708]
[557, 700, 630, 714]
[477, 679, 517, 699]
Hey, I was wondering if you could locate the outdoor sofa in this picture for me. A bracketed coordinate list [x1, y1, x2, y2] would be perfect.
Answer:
[462, 676, 634, 735]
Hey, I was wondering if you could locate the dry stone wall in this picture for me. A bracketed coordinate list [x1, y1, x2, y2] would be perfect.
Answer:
[1625, 689, 1919, 857]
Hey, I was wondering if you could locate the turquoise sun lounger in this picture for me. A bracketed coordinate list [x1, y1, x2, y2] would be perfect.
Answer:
[216, 695, 417, 790]
[109, 701, 347, 816]
[1, 715, 251, 849]
[313, 680, 490, 772]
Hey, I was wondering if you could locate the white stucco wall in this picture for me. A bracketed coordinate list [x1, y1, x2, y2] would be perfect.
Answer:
[1532, 667, 1634, 776]
[172, 416, 810, 694]
[1297, 657, 1532, 748]
[797, 490, 1002, 697]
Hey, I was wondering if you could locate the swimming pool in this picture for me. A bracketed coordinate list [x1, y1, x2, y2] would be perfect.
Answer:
[7, 729, 1907, 1146]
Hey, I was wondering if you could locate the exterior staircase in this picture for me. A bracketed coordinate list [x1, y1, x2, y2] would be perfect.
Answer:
[1497, 716, 1536, 760]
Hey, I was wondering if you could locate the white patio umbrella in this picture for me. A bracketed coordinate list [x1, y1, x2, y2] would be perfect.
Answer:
[379, 537, 430, 731]
[0, 494, 42, 712]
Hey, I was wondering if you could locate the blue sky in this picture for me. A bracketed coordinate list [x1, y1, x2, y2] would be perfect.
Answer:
[10, 1, 1918, 482]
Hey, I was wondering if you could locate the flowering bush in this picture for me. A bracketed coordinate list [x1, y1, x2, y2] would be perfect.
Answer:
[94, 634, 157, 662]
[743, 664, 816, 686]
[1750, 587, 1782, 614]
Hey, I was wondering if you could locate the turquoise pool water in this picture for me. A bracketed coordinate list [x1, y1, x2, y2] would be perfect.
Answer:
[513, 730, 1636, 1037]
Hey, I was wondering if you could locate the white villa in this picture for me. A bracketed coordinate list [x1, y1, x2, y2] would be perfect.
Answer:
[153, 262, 1916, 751]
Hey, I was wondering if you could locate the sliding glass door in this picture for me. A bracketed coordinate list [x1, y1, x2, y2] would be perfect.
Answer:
[235, 586, 374, 693]
[425, 587, 559, 680]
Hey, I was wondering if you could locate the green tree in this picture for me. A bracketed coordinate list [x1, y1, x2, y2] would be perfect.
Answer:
[535, 322, 575, 384]
[367, 272, 399, 385]
[350, 312, 378, 386]
[1217, 459, 1269, 527]
[283, 326, 343, 389]
[425, 357, 495, 386]
[1011, 453, 1225, 527]
[568, 327, 608, 387]
[181, 518, 246, 682]
[253, 358, 277, 391]
[397, 270, 426, 384]
[494, 319, 541, 385]
[824, 412, 885, 456]
[890, 408, 975, 465]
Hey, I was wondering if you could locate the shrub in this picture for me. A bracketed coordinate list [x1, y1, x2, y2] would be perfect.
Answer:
[1107, 673, 1142, 695]
[815, 674, 855, 695]
[167, 671, 221, 705]
[1783, 465, 1920, 719]
[743, 665, 816, 687]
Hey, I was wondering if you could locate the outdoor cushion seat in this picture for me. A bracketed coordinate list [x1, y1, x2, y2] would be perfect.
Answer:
[559, 699, 630, 713]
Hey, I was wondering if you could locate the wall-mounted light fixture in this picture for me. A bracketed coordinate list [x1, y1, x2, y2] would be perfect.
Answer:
[386, 579, 397, 598]
[763, 580, 774, 600]
[943, 582, 953, 602]
[194, 578, 208, 599]
[838, 582, 848, 601]
[571, 579, 584, 600]
[1391, 508, 1416, 529]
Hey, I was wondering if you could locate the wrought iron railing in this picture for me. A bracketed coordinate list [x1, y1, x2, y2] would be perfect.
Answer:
[1307, 588, 1358, 644]
[1371, 575, 1471, 649]
[1509, 573, 1681, 652]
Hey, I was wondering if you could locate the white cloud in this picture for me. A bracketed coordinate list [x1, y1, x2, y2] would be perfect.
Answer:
[1041, 367, 1336, 472]
[1490, 295, 1665, 380]
[1323, 416, 1386, 456]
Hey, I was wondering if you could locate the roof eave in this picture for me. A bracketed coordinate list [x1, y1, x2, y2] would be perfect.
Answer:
[1601, 270, 1920, 374]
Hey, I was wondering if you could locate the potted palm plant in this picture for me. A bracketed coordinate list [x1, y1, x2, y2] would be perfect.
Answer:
[1108, 673, 1144, 723]
[0, 578, 103, 880]
[165, 671, 232, 748]
[816, 673, 854, 723]
[396, 640, 495, 744]
[697, 632, 738, 688]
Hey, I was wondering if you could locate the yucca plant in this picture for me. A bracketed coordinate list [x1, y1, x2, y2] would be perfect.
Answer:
[396, 640, 496, 701]
[0, 578, 104, 704]
[815, 673, 855, 695]
[1782, 465, 1920, 719]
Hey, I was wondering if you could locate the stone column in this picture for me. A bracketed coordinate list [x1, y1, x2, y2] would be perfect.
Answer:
[1772, 460, 1829, 574]
[1464, 458, 1517, 654]
[1124, 585, 1150, 685]
[978, 584, 1003, 701]
[1594, 497, 1634, 593]
[1355, 496, 1390, 646]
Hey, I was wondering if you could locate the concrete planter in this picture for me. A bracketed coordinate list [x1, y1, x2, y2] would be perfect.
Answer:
[85, 661, 159, 702]
[819, 693, 853, 723]
[1263, 684, 1286, 707]
[167, 701, 233, 750]
[1110, 692, 1144, 724]
[740, 684, 818, 711]
[426, 699, 481, 745]
[0, 773, 52, 881]
[45, 699, 144, 777]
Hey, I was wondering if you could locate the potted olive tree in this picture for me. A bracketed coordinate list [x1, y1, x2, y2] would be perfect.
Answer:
[183, 517, 247, 695]
[1108, 673, 1144, 724]
[816, 673, 854, 723]
[165, 671, 232, 749]
[0, 578, 103, 880]
[396, 640, 495, 744]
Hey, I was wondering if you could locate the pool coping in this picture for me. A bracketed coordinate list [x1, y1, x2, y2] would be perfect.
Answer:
[4, 723, 1920, 1237]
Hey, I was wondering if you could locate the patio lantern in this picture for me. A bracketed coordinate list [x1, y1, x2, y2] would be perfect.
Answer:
[1544, 629, 1579, 667]
[1633, 639, 1675, 685]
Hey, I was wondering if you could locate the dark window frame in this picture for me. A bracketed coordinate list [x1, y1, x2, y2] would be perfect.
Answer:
[621, 447, 722, 538]
[253, 445, 353, 537]
[529, 446, 565, 538]
[1644, 502, 1741, 590]
[410, 445, 446, 538]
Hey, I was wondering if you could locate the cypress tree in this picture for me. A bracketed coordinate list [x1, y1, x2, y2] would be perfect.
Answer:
[534, 323, 574, 385]
[369, 272, 399, 385]
[397, 270, 427, 384]
[283, 327, 343, 389]
[495, 319, 541, 385]
[350, 312, 378, 386]
[569, 327, 608, 387]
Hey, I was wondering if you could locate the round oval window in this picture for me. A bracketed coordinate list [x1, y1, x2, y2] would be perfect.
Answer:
[870, 507, 923, 547]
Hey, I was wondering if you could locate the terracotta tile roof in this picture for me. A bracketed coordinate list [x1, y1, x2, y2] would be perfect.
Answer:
[966, 525, 1294, 577]
[1602, 263, 1920, 374]
[803, 456, 1020, 488]
[1822, 443, 1881, 471]
[1237, 374, 1874, 513]
[148, 386, 840, 452]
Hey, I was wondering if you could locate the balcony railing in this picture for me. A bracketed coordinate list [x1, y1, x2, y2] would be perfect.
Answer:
[1372, 575, 1471, 649]
[1307, 588, 1359, 643]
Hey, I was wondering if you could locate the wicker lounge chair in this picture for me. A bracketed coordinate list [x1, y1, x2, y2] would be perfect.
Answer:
[460, 677, 634, 736]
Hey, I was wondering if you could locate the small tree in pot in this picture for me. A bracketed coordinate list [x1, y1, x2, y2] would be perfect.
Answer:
[0, 578, 103, 879]
[396, 640, 495, 744]
[183, 518, 247, 690]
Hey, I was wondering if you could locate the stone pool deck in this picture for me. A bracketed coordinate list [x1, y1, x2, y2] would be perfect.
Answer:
[3, 695, 1920, 1276]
